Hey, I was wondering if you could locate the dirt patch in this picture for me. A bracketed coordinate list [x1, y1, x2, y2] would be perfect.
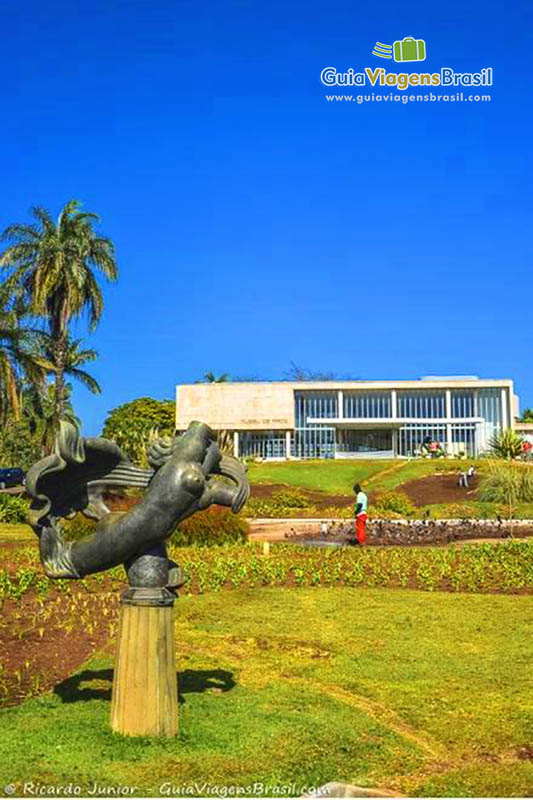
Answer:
[251, 475, 483, 511]
[0, 590, 118, 707]
[400, 473, 479, 506]
[251, 483, 353, 509]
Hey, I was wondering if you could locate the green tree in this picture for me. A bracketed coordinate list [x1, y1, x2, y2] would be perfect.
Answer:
[102, 397, 175, 465]
[0, 415, 43, 469]
[42, 336, 101, 396]
[521, 408, 533, 422]
[22, 382, 80, 455]
[0, 282, 49, 424]
[0, 200, 117, 423]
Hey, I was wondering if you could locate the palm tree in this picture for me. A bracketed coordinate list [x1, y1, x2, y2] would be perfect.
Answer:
[29, 382, 80, 455]
[202, 371, 230, 383]
[0, 283, 49, 424]
[0, 200, 117, 420]
[43, 336, 101, 396]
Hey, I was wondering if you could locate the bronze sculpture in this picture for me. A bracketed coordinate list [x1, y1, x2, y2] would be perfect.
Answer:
[26, 420, 250, 593]
[26, 419, 249, 736]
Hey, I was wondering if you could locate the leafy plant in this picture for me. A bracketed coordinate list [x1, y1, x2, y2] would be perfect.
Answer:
[270, 488, 310, 508]
[438, 503, 482, 519]
[373, 490, 416, 517]
[0, 284, 50, 425]
[200, 372, 230, 383]
[170, 506, 249, 546]
[0, 416, 43, 469]
[0, 493, 29, 523]
[478, 462, 533, 504]
[102, 396, 175, 465]
[488, 429, 525, 460]
[478, 461, 533, 531]
[61, 514, 98, 541]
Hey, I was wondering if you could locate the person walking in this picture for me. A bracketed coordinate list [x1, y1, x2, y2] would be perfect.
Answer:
[353, 483, 368, 545]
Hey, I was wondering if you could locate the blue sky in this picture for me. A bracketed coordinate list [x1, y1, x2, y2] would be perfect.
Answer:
[1, 0, 531, 433]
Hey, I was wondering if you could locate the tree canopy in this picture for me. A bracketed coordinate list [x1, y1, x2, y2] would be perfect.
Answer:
[102, 397, 175, 465]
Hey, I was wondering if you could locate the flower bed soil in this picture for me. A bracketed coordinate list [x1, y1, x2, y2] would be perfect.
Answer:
[400, 473, 480, 506]
[106, 473, 482, 515]
[0, 591, 118, 708]
[281, 518, 533, 546]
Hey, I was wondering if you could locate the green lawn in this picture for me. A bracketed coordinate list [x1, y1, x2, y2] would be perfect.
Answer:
[247, 459, 484, 496]
[247, 459, 393, 494]
[1, 586, 531, 797]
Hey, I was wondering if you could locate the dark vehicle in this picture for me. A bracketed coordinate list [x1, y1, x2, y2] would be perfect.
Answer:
[0, 467, 25, 490]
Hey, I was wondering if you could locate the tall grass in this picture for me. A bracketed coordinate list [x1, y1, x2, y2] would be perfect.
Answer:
[478, 461, 533, 522]
[478, 461, 533, 503]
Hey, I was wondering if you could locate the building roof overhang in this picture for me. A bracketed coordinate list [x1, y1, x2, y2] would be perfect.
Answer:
[306, 417, 484, 428]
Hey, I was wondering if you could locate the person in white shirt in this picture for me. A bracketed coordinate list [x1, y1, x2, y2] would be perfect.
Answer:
[353, 483, 368, 545]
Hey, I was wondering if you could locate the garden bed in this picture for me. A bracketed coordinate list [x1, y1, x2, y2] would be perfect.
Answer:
[250, 483, 353, 509]
[1, 538, 531, 710]
[0, 591, 118, 707]
[251, 517, 533, 545]
[401, 473, 480, 506]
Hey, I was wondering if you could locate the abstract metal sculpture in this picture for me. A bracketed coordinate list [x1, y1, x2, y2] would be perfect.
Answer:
[26, 420, 249, 586]
[25, 420, 250, 736]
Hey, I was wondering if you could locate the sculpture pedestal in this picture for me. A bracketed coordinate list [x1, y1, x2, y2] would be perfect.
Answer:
[110, 588, 178, 737]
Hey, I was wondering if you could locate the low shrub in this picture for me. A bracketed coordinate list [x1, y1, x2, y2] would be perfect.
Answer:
[61, 514, 98, 541]
[373, 490, 416, 517]
[488, 429, 525, 460]
[53, 507, 249, 547]
[437, 503, 483, 519]
[270, 488, 310, 508]
[320, 505, 352, 519]
[478, 461, 533, 505]
[170, 506, 249, 546]
[0, 494, 30, 524]
[370, 509, 404, 520]
[245, 496, 318, 518]
[2, 539, 533, 598]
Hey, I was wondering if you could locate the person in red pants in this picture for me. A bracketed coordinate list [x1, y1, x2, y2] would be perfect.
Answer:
[353, 483, 368, 545]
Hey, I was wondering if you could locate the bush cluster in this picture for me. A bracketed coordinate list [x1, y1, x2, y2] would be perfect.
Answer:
[170, 506, 249, 547]
[372, 490, 416, 517]
[270, 488, 310, 508]
[437, 503, 483, 520]
[478, 461, 533, 505]
[60, 506, 249, 548]
[0, 494, 30, 524]
[61, 514, 98, 541]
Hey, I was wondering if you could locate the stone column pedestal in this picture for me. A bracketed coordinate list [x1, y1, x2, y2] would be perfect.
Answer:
[110, 587, 178, 737]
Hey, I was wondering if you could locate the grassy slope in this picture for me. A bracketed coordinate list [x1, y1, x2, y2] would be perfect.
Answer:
[247, 459, 483, 495]
[1, 587, 531, 797]
[247, 459, 394, 494]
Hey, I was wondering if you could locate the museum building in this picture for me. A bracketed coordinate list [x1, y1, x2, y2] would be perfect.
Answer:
[175, 376, 518, 460]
